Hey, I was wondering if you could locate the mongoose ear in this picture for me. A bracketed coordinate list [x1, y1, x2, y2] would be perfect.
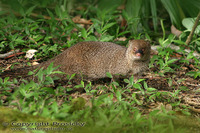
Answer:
[127, 40, 135, 48]
[126, 40, 135, 54]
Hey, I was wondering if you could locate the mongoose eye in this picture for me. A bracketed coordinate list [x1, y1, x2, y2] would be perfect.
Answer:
[142, 49, 145, 52]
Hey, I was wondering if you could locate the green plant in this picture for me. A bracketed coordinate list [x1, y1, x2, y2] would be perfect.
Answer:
[0, 1, 199, 132]
[186, 71, 200, 79]
[0, 77, 17, 105]
[150, 50, 178, 76]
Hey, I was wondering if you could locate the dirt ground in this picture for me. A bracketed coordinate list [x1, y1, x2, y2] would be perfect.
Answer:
[0, 52, 200, 117]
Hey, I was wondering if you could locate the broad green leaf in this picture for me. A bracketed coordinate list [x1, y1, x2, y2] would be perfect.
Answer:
[167, 59, 178, 64]
[173, 40, 185, 45]
[19, 89, 26, 96]
[147, 88, 157, 92]
[51, 71, 65, 74]
[182, 18, 200, 34]
[132, 93, 142, 105]
[133, 83, 141, 89]
[106, 72, 113, 78]
[81, 28, 87, 38]
[182, 18, 195, 31]
[69, 73, 76, 80]
[36, 69, 44, 82]
[116, 90, 122, 101]
[112, 81, 119, 86]
[102, 22, 116, 32]
[25, 6, 36, 16]
[35, 35, 44, 42]
[46, 9, 55, 20]
[42, 87, 55, 94]
[55, 5, 62, 19]
[194, 72, 200, 78]
[124, 79, 130, 83]
[129, 76, 134, 84]
[149, 110, 160, 116]
[161, 0, 185, 27]
[74, 81, 84, 88]
[118, 31, 130, 37]
[150, 0, 158, 31]
[137, 79, 145, 82]
[143, 81, 148, 90]
[4, 77, 9, 83]
[125, 0, 143, 34]
[41, 108, 51, 117]
[45, 76, 54, 85]
[46, 62, 54, 75]
[28, 71, 34, 75]
[100, 35, 114, 42]
[52, 101, 58, 113]
[97, 94, 109, 102]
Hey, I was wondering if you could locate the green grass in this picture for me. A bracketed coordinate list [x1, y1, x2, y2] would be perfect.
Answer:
[0, 1, 200, 132]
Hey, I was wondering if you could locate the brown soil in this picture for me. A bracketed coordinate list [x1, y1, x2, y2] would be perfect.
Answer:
[0, 54, 200, 116]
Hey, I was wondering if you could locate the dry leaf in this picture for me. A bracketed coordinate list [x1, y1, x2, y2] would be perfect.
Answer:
[171, 25, 182, 37]
[32, 62, 39, 66]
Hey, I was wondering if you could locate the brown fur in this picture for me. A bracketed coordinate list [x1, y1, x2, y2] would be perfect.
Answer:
[1, 40, 151, 80]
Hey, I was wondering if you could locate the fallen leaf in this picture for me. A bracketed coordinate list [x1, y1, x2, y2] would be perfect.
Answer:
[171, 25, 182, 37]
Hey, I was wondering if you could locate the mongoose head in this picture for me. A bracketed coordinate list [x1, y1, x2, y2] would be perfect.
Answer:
[126, 40, 151, 61]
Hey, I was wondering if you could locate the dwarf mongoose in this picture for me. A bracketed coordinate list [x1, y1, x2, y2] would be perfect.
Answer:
[1, 40, 151, 80]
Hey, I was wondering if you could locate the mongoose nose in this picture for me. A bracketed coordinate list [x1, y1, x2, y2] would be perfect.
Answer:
[135, 49, 144, 56]
[136, 53, 141, 57]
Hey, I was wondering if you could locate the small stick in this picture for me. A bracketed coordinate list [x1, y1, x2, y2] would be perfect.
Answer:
[185, 11, 200, 45]
[0, 50, 20, 59]
[4, 52, 25, 59]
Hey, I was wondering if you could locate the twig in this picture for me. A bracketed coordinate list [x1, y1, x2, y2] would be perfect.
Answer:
[0, 50, 20, 59]
[185, 11, 200, 45]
